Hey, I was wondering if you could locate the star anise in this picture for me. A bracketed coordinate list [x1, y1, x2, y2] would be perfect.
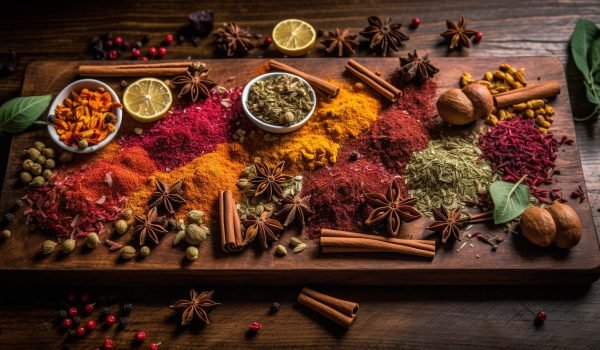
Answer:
[364, 179, 422, 236]
[134, 206, 168, 245]
[275, 194, 314, 234]
[426, 206, 467, 243]
[250, 161, 293, 201]
[360, 16, 409, 57]
[171, 65, 217, 103]
[243, 211, 284, 249]
[320, 28, 359, 57]
[169, 289, 220, 326]
[397, 50, 440, 85]
[440, 15, 478, 50]
[149, 179, 186, 214]
[214, 22, 255, 57]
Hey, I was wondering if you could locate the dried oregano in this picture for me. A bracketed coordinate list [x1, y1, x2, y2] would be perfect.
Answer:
[405, 133, 494, 216]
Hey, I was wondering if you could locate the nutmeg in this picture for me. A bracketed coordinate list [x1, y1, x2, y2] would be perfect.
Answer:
[546, 202, 582, 249]
[520, 207, 556, 247]
[462, 83, 494, 119]
[436, 88, 476, 125]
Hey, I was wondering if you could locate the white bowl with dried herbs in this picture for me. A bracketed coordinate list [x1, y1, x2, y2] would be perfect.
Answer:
[242, 72, 316, 133]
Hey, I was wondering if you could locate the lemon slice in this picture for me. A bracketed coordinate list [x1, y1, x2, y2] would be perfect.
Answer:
[123, 78, 173, 122]
[272, 19, 316, 57]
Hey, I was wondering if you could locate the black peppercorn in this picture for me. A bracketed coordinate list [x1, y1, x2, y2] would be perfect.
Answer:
[134, 41, 143, 49]
[1, 213, 14, 227]
[104, 113, 114, 123]
[71, 316, 81, 327]
[166, 219, 178, 231]
[47, 114, 56, 123]
[188, 10, 215, 37]
[118, 316, 128, 329]
[57, 309, 68, 320]
[270, 302, 281, 314]
[58, 301, 69, 310]
[141, 35, 151, 45]
[101, 307, 112, 317]
[120, 302, 133, 314]
[349, 151, 360, 161]
[67, 329, 77, 338]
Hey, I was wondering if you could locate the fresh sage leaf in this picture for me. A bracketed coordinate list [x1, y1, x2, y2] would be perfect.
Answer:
[570, 19, 599, 77]
[0, 95, 52, 134]
[489, 176, 530, 225]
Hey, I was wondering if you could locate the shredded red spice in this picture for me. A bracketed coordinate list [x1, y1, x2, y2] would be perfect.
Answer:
[121, 87, 242, 171]
[393, 78, 438, 127]
[478, 117, 571, 203]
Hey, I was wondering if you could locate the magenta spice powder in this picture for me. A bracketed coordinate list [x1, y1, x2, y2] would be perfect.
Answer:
[478, 116, 572, 203]
[121, 87, 242, 171]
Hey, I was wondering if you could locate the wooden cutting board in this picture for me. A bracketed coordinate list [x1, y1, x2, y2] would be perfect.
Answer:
[1, 57, 598, 286]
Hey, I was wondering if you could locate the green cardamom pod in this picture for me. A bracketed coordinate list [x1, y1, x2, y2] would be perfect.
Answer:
[26, 148, 41, 161]
[86, 233, 99, 249]
[139, 246, 151, 257]
[292, 243, 307, 253]
[44, 158, 56, 169]
[187, 210, 205, 224]
[42, 169, 53, 180]
[29, 176, 46, 188]
[114, 220, 128, 235]
[36, 155, 47, 165]
[62, 238, 76, 254]
[22, 159, 34, 172]
[20, 172, 33, 184]
[173, 230, 185, 246]
[120, 246, 136, 260]
[185, 224, 209, 245]
[58, 151, 74, 163]
[290, 237, 303, 247]
[276, 245, 287, 256]
[33, 141, 45, 152]
[41, 240, 57, 255]
[186, 246, 199, 261]
[42, 147, 55, 159]
[30, 163, 43, 176]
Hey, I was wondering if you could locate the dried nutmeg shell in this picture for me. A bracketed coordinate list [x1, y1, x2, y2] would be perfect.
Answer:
[520, 207, 556, 247]
[436, 88, 475, 125]
[462, 83, 494, 119]
[546, 202, 582, 249]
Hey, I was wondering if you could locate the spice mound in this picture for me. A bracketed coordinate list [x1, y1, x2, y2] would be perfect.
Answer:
[405, 133, 494, 215]
[246, 74, 315, 127]
[52, 87, 121, 148]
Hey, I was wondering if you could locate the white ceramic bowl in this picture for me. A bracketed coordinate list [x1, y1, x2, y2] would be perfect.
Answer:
[47, 79, 122, 154]
[242, 72, 317, 134]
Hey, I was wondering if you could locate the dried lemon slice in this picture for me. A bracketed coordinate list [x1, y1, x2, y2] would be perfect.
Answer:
[272, 19, 316, 57]
[123, 78, 173, 122]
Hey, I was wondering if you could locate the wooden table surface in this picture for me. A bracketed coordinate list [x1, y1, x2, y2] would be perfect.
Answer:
[1, 1, 599, 349]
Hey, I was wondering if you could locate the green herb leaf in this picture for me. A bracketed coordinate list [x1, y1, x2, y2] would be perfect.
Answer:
[570, 19, 599, 78]
[591, 37, 600, 70]
[489, 176, 530, 224]
[0, 95, 52, 134]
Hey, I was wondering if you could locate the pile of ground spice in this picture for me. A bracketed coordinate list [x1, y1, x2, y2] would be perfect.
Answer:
[395, 79, 438, 127]
[242, 81, 382, 173]
[24, 145, 155, 238]
[406, 132, 494, 216]
[478, 116, 570, 203]
[302, 158, 400, 238]
[121, 87, 242, 171]
[126, 142, 250, 222]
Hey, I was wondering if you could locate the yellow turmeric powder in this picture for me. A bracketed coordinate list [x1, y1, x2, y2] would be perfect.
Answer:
[244, 81, 381, 173]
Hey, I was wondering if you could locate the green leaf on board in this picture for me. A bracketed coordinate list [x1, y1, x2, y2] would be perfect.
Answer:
[591, 37, 600, 70]
[0, 95, 52, 134]
[489, 176, 530, 225]
[570, 19, 599, 77]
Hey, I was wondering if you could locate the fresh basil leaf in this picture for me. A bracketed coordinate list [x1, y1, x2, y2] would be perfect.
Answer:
[489, 176, 530, 224]
[591, 37, 600, 71]
[584, 80, 600, 104]
[0, 95, 52, 134]
[570, 19, 599, 78]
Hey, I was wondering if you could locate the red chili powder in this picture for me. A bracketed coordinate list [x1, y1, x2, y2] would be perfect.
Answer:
[121, 87, 242, 171]
[24, 146, 155, 238]
[478, 117, 568, 203]
[394, 78, 438, 126]
[302, 157, 403, 238]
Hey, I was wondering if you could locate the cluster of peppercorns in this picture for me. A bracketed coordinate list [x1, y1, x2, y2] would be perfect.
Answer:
[55, 293, 133, 340]
[88, 33, 174, 61]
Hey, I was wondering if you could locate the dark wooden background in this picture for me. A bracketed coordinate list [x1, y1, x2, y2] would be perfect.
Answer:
[1, 0, 600, 349]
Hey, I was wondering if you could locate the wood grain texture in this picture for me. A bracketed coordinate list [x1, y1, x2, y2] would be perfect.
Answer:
[1, 0, 600, 348]
[2, 57, 598, 286]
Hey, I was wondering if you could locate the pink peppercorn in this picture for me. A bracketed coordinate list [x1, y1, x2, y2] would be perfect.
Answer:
[249, 322, 262, 332]
[158, 47, 167, 57]
[411, 17, 421, 28]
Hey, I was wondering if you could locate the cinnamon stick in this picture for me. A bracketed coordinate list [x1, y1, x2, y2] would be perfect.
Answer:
[320, 236, 435, 258]
[321, 229, 435, 251]
[219, 191, 227, 253]
[79, 65, 187, 77]
[301, 288, 359, 318]
[219, 190, 244, 253]
[268, 60, 340, 97]
[345, 59, 401, 102]
[297, 289, 358, 328]
[231, 195, 243, 248]
[223, 191, 236, 251]
[494, 81, 560, 108]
